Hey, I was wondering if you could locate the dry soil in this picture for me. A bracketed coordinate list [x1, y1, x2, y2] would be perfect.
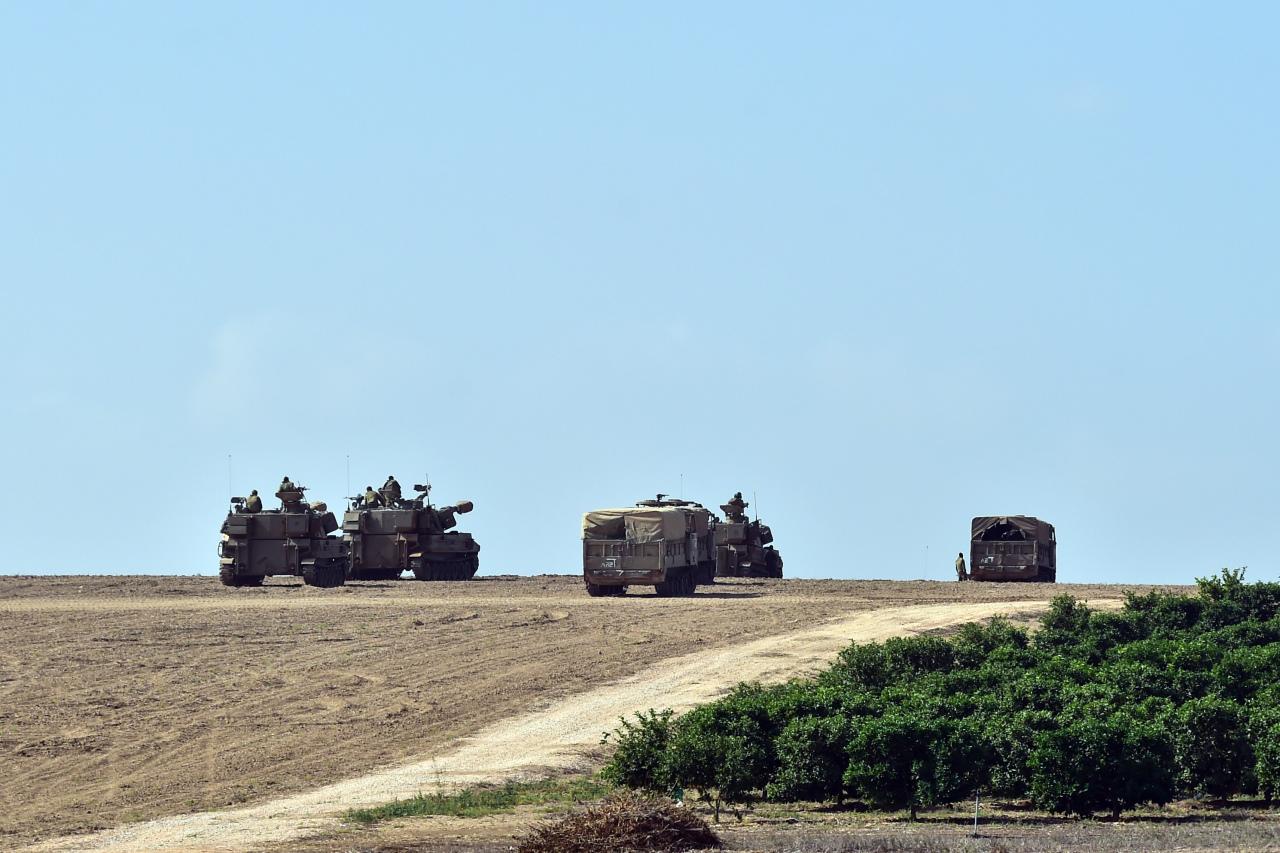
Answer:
[0, 575, 1173, 851]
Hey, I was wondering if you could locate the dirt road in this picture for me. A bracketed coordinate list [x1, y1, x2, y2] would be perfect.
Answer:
[25, 595, 1125, 852]
[0, 576, 1160, 850]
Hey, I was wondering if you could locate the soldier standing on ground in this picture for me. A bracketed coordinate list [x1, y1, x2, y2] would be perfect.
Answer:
[243, 489, 262, 513]
[363, 486, 383, 508]
[383, 475, 401, 503]
[956, 552, 967, 581]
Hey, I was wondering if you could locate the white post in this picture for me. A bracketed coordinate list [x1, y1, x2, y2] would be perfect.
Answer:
[973, 788, 980, 836]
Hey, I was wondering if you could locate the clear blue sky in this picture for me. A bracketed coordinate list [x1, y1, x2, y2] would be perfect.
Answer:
[2, 3, 1276, 583]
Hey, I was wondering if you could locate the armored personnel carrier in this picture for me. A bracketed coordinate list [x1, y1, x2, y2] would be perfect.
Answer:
[218, 482, 348, 587]
[581, 495, 718, 597]
[714, 491, 784, 578]
[342, 480, 480, 581]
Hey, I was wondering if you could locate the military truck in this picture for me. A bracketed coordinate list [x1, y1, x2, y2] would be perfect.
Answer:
[218, 484, 348, 587]
[969, 515, 1056, 582]
[714, 492, 783, 578]
[581, 495, 718, 597]
[342, 482, 480, 581]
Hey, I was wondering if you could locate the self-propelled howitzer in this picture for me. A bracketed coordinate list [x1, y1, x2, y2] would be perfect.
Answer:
[218, 485, 349, 587]
[342, 482, 481, 581]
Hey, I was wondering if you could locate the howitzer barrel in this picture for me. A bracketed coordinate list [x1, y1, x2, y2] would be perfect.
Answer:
[446, 500, 474, 514]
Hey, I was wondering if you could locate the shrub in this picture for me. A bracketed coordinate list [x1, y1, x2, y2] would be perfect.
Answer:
[601, 709, 675, 792]
[1252, 722, 1280, 802]
[663, 705, 770, 820]
[1029, 711, 1175, 817]
[765, 714, 851, 803]
[1174, 696, 1252, 797]
[599, 578, 1280, 820]
[842, 709, 979, 819]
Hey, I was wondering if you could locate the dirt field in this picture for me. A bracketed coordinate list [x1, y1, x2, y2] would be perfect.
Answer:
[0, 575, 1177, 850]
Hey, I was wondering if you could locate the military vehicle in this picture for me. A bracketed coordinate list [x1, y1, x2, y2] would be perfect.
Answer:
[342, 481, 480, 581]
[218, 484, 348, 587]
[969, 515, 1056, 582]
[714, 492, 783, 578]
[581, 495, 718, 597]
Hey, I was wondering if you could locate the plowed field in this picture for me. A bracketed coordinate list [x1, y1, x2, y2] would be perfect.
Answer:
[0, 575, 1173, 850]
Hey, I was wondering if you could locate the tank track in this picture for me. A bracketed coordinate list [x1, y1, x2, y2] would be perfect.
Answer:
[412, 554, 479, 581]
[219, 564, 264, 588]
[302, 557, 347, 588]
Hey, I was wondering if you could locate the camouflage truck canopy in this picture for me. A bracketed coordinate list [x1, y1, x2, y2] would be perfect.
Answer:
[582, 507, 688, 543]
[971, 516, 1056, 544]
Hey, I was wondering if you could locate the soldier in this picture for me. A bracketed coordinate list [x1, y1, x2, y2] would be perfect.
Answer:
[956, 552, 967, 581]
[363, 485, 383, 508]
[243, 489, 262, 513]
[383, 475, 402, 503]
[723, 491, 749, 523]
[278, 475, 296, 493]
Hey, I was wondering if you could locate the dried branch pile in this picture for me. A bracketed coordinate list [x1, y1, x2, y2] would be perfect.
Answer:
[518, 791, 722, 853]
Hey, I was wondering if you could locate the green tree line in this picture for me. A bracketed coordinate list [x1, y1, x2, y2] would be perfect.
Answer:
[602, 570, 1280, 819]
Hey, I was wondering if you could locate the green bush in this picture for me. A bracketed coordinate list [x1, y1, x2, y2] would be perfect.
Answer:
[600, 570, 1277, 819]
[1174, 696, 1252, 797]
[662, 704, 771, 820]
[601, 709, 674, 792]
[765, 714, 851, 803]
[1029, 711, 1175, 818]
[1251, 721, 1280, 802]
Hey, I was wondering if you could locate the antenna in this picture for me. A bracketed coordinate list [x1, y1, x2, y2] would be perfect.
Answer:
[346, 454, 351, 509]
[680, 473, 683, 499]
[753, 490, 758, 523]
[227, 454, 233, 500]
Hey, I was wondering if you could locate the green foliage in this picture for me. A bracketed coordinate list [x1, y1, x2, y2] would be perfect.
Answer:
[1029, 712, 1175, 817]
[345, 778, 613, 825]
[601, 570, 1278, 819]
[1251, 721, 1280, 802]
[600, 709, 674, 792]
[662, 702, 772, 817]
[1174, 697, 1252, 797]
[765, 714, 851, 803]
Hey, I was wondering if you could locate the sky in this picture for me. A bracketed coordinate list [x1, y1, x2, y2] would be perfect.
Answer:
[1, 2, 1276, 584]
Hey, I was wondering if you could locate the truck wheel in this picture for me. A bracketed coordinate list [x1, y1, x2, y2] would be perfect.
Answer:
[586, 582, 613, 597]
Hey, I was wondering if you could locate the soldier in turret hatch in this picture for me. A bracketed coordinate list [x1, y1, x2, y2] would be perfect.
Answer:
[722, 491, 749, 523]
[278, 475, 296, 493]
[363, 486, 383, 508]
[243, 489, 262, 513]
[383, 475, 402, 503]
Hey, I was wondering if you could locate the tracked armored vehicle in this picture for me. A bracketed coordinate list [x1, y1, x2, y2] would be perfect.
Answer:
[714, 492, 783, 578]
[218, 484, 348, 587]
[581, 495, 717, 597]
[342, 481, 480, 581]
[969, 515, 1056, 582]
